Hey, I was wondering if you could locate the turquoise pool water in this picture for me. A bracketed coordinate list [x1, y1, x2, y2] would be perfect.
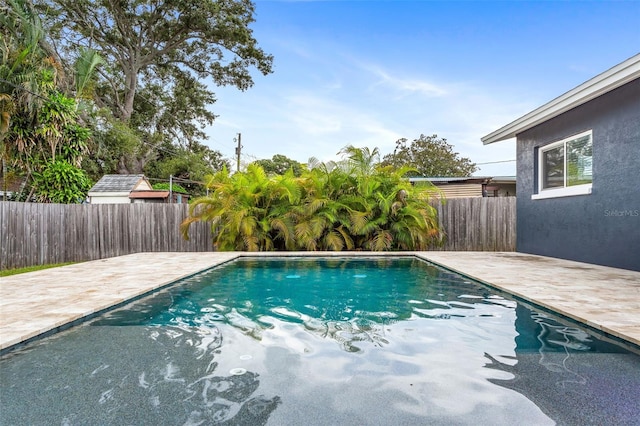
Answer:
[1, 257, 639, 425]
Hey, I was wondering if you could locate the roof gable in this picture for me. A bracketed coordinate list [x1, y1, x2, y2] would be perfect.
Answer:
[482, 53, 640, 145]
[89, 174, 149, 193]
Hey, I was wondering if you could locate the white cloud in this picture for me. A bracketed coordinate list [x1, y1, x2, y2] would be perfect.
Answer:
[206, 73, 525, 176]
[373, 69, 447, 98]
[204, 35, 530, 176]
[284, 94, 343, 135]
[353, 62, 447, 98]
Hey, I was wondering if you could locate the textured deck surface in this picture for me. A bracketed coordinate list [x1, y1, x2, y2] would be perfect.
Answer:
[1, 251, 639, 353]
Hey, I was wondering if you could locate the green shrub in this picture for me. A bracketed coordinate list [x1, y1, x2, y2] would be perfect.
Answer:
[33, 160, 91, 203]
[152, 182, 188, 193]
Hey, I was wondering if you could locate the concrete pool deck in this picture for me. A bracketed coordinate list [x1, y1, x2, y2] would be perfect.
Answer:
[1, 251, 639, 354]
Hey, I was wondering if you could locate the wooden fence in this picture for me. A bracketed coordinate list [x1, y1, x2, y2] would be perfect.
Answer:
[0, 202, 214, 270]
[431, 197, 516, 251]
[0, 197, 515, 269]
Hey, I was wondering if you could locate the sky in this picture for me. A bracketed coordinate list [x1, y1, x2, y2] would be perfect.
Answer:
[204, 0, 640, 176]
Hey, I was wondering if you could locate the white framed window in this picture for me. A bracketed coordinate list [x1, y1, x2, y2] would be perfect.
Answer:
[532, 130, 593, 200]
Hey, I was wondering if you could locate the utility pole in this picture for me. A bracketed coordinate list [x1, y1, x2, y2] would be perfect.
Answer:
[235, 133, 242, 172]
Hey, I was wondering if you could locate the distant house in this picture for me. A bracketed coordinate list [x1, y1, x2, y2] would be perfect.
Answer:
[482, 54, 640, 271]
[0, 175, 27, 201]
[485, 176, 517, 197]
[88, 174, 188, 204]
[408, 176, 516, 198]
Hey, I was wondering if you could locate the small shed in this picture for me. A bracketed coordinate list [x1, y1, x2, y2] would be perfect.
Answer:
[88, 175, 188, 204]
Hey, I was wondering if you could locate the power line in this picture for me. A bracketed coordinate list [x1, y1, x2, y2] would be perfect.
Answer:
[0, 78, 51, 101]
[147, 176, 207, 186]
[208, 135, 235, 152]
[476, 159, 516, 165]
[242, 152, 258, 162]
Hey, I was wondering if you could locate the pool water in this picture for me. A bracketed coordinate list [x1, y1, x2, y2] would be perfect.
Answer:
[1, 257, 639, 425]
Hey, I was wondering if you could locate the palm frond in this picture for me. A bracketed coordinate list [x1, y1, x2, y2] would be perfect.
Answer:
[323, 231, 345, 251]
[74, 48, 104, 100]
[371, 230, 393, 251]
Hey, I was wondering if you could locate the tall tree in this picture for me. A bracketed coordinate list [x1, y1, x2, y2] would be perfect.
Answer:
[382, 134, 478, 177]
[38, 0, 273, 121]
[36, 0, 273, 174]
[253, 154, 304, 177]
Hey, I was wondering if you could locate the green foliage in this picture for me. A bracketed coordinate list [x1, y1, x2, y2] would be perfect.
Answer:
[36, 0, 274, 175]
[152, 182, 188, 194]
[144, 141, 230, 196]
[381, 134, 478, 177]
[40, 0, 274, 117]
[6, 89, 90, 197]
[131, 79, 217, 150]
[1, 0, 52, 155]
[3, 0, 269, 204]
[36, 91, 78, 158]
[183, 146, 442, 251]
[0, 0, 49, 114]
[32, 158, 91, 203]
[1, 0, 96, 203]
[74, 47, 104, 102]
[60, 122, 90, 164]
[7, 90, 86, 163]
[80, 115, 142, 180]
[253, 154, 304, 177]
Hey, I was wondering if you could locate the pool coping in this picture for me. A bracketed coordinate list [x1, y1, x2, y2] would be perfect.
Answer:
[1, 251, 639, 355]
[413, 253, 640, 354]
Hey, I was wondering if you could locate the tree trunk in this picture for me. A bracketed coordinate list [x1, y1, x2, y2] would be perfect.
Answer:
[120, 69, 138, 121]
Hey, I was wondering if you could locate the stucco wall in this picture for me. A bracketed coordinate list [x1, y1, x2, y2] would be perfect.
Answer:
[89, 195, 131, 204]
[516, 78, 640, 271]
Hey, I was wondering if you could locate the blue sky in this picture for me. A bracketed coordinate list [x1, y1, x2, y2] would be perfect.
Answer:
[205, 1, 640, 176]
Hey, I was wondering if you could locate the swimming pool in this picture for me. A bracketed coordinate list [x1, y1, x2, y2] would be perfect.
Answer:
[1, 257, 639, 425]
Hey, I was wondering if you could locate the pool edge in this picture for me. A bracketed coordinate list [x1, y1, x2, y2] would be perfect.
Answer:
[414, 252, 640, 355]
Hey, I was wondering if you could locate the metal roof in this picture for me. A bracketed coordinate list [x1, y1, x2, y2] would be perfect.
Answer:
[482, 53, 640, 145]
[89, 174, 146, 193]
[490, 176, 517, 183]
[408, 176, 492, 183]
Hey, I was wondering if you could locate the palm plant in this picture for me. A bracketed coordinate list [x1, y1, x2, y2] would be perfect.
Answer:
[295, 159, 355, 251]
[268, 170, 301, 250]
[1, 0, 98, 202]
[0, 0, 57, 136]
[183, 164, 295, 251]
[1, 0, 53, 198]
[182, 146, 442, 251]
[338, 145, 380, 177]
